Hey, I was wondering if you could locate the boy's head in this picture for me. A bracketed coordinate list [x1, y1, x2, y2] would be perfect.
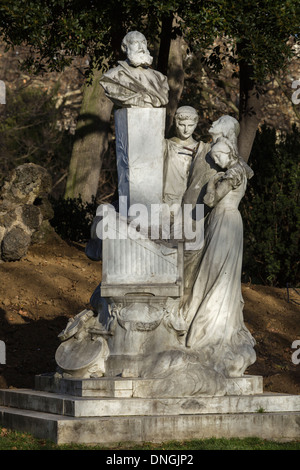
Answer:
[175, 106, 198, 140]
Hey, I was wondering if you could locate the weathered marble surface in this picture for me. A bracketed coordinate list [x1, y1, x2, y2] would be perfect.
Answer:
[115, 107, 165, 212]
[163, 106, 199, 208]
[56, 116, 257, 393]
[100, 31, 169, 108]
[182, 115, 252, 294]
[181, 136, 256, 377]
[56, 32, 257, 395]
[183, 115, 253, 211]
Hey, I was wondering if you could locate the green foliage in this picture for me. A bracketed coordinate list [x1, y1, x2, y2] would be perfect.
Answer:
[0, 0, 112, 73]
[50, 195, 98, 243]
[0, 0, 298, 81]
[241, 125, 300, 286]
[183, 0, 300, 83]
[0, 0, 185, 75]
[0, 427, 300, 450]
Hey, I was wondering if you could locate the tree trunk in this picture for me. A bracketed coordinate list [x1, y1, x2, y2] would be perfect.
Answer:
[64, 68, 113, 202]
[238, 57, 261, 162]
[157, 14, 185, 137]
[157, 15, 173, 76]
[165, 31, 185, 137]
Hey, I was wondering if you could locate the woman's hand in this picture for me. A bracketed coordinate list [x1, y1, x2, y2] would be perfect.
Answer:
[207, 171, 225, 191]
[213, 171, 225, 182]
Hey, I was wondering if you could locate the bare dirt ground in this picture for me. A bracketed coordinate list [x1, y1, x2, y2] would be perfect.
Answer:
[0, 235, 299, 394]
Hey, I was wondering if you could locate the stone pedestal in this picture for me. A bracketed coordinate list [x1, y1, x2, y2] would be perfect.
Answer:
[115, 107, 165, 211]
[90, 106, 187, 380]
[1, 375, 300, 445]
[101, 217, 184, 296]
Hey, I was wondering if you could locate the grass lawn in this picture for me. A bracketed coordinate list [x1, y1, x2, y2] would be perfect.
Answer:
[0, 427, 299, 450]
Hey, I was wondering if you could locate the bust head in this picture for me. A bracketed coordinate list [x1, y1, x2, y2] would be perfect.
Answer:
[209, 115, 240, 150]
[121, 31, 153, 67]
[174, 106, 199, 141]
[210, 137, 238, 169]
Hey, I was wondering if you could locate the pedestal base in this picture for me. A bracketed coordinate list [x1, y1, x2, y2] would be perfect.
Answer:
[0, 375, 299, 444]
[34, 373, 264, 397]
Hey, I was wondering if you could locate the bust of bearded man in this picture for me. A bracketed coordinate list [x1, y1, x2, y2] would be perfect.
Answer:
[99, 31, 169, 108]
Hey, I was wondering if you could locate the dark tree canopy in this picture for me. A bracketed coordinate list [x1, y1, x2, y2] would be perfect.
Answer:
[0, 0, 184, 75]
[1, 0, 299, 195]
[0, 0, 298, 79]
[183, 0, 299, 82]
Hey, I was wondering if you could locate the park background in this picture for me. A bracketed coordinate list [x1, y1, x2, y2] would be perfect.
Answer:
[0, 1, 299, 396]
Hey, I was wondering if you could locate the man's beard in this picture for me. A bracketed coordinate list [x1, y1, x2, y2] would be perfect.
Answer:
[127, 49, 153, 67]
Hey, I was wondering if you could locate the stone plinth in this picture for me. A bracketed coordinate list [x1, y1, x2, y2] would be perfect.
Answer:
[1, 376, 300, 445]
[4, 383, 300, 419]
[101, 217, 184, 297]
[115, 107, 165, 211]
[34, 373, 264, 398]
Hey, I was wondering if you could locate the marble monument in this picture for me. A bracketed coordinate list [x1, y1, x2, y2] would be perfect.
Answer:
[3, 31, 300, 449]
[55, 32, 257, 397]
[99, 30, 169, 109]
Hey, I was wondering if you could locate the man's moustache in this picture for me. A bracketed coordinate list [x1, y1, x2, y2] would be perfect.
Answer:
[127, 51, 153, 67]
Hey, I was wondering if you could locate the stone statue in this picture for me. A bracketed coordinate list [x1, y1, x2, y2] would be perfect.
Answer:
[183, 115, 244, 211]
[163, 106, 199, 208]
[181, 136, 256, 377]
[56, 37, 258, 397]
[209, 115, 240, 150]
[162, 106, 209, 245]
[182, 115, 251, 295]
[99, 31, 169, 108]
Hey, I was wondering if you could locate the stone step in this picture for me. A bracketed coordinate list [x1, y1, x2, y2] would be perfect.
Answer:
[0, 405, 299, 445]
[34, 373, 264, 398]
[0, 388, 299, 418]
